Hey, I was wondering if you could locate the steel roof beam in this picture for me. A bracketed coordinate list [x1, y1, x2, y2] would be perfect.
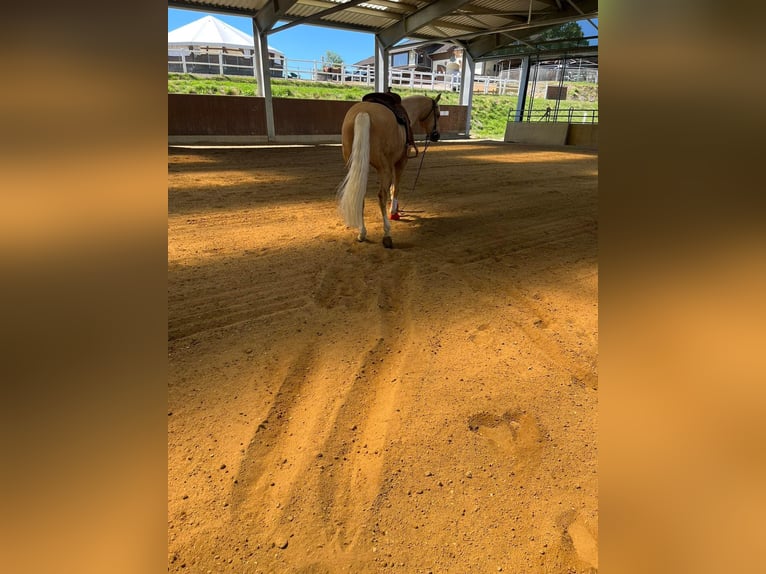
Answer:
[483, 43, 598, 61]
[564, 0, 597, 29]
[457, 7, 596, 58]
[169, 1, 262, 19]
[295, 0, 410, 17]
[377, 0, 475, 49]
[254, 0, 300, 32]
[369, 0, 419, 10]
[270, 0, 372, 34]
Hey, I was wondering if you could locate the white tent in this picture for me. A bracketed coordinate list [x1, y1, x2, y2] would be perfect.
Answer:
[168, 15, 285, 77]
[168, 15, 283, 62]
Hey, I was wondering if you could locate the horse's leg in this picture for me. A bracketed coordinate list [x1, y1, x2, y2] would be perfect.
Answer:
[388, 182, 399, 220]
[378, 169, 394, 248]
[358, 199, 367, 242]
[389, 157, 408, 220]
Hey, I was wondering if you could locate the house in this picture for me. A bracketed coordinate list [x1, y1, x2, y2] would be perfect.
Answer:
[354, 42, 508, 82]
[168, 15, 285, 77]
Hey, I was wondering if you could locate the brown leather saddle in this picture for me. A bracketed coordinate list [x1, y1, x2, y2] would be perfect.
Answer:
[362, 91, 417, 157]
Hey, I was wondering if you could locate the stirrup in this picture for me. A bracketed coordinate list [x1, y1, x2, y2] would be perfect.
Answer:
[406, 144, 419, 158]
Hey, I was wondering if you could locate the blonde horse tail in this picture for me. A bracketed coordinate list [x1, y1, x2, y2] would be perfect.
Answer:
[337, 112, 370, 229]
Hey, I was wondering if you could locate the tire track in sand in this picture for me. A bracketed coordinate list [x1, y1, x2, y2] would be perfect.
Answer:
[313, 257, 414, 553]
[225, 254, 416, 566]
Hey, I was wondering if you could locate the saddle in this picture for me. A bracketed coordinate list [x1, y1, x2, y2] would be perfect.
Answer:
[362, 91, 418, 157]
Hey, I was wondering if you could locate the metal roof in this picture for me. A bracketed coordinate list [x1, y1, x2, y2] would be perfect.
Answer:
[168, 0, 598, 61]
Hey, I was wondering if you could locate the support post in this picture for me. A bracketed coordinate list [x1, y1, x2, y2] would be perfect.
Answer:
[458, 48, 474, 136]
[252, 19, 275, 142]
[553, 55, 568, 121]
[374, 36, 388, 92]
[514, 56, 531, 122]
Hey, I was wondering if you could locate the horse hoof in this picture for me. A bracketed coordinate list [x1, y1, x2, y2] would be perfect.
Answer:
[389, 212, 400, 220]
[382, 237, 393, 249]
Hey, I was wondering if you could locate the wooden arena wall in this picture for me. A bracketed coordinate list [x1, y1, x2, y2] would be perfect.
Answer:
[168, 94, 468, 144]
[504, 121, 598, 149]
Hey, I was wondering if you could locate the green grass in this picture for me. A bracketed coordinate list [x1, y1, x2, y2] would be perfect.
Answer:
[168, 73, 598, 140]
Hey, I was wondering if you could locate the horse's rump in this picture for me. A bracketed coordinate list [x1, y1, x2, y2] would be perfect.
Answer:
[342, 102, 407, 163]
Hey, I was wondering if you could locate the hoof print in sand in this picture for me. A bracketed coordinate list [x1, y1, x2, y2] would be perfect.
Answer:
[467, 410, 544, 467]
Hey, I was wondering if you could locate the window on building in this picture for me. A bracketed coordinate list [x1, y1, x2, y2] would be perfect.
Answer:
[392, 52, 408, 67]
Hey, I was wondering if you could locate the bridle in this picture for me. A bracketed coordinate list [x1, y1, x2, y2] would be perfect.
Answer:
[423, 98, 439, 141]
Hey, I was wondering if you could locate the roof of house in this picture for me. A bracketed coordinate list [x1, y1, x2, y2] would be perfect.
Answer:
[354, 42, 455, 67]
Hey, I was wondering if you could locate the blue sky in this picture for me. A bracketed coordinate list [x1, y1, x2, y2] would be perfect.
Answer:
[168, 8, 597, 65]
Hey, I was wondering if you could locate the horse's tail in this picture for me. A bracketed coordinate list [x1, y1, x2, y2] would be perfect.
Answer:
[337, 112, 370, 229]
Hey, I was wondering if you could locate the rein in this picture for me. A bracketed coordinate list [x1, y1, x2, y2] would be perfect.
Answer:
[410, 137, 430, 193]
[410, 99, 438, 194]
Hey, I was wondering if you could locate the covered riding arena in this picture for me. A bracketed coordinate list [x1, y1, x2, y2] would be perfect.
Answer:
[168, 138, 598, 572]
[168, 0, 598, 572]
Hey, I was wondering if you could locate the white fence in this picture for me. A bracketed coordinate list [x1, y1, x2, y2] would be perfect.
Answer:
[168, 55, 597, 95]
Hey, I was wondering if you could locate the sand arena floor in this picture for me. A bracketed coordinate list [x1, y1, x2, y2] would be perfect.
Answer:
[168, 140, 598, 573]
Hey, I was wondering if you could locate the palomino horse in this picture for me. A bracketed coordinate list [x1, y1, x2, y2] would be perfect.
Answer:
[336, 94, 441, 248]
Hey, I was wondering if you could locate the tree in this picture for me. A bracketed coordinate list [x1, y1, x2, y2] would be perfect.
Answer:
[323, 50, 344, 65]
[535, 22, 589, 51]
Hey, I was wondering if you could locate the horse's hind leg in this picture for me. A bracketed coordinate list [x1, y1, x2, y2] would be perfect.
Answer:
[378, 173, 393, 248]
[358, 198, 367, 242]
[389, 158, 408, 220]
